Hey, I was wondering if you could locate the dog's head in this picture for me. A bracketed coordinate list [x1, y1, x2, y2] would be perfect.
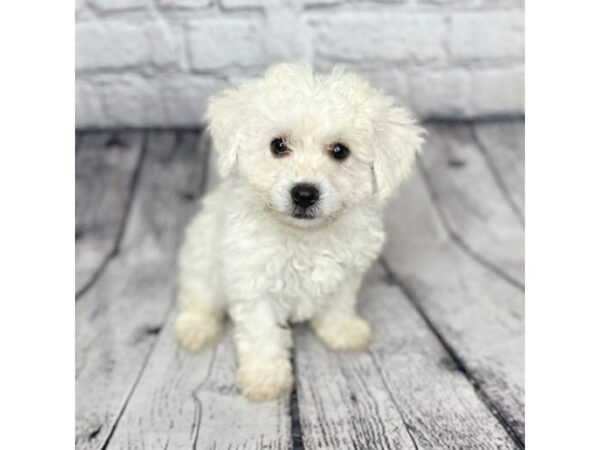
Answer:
[206, 63, 424, 227]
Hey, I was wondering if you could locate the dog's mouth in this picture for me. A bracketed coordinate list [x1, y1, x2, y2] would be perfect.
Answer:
[266, 202, 321, 222]
[275, 204, 328, 227]
[291, 207, 317, 220]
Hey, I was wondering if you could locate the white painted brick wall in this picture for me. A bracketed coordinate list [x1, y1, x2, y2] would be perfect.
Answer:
[187, 18, 265, 70]
[309, 13, 447, 65]
[76, 0, 524, 127]
[450, 11, 524, 62]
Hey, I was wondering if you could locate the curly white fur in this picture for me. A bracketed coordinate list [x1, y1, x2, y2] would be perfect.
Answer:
[176, 63, 424, 401]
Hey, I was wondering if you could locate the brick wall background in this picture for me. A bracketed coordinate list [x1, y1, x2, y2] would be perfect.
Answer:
[76, 0, 524, 128]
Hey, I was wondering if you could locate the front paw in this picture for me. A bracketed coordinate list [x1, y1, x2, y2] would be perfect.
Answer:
[313, 314, 372, 351]
[237, 358, 293, 402]
[175, 310, 222, 352]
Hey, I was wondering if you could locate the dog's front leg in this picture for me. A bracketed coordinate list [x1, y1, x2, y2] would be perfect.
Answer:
[311, 276, 372, 351]
[229, 300, 293, 402]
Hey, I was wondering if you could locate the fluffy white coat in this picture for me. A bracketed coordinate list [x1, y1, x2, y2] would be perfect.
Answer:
[176, 63, 424, 401]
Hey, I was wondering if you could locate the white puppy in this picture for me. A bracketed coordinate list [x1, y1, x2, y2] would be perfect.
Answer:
[176, 63, 424, 401]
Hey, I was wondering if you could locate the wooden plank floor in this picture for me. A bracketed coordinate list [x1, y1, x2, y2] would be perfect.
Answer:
[75, 120, 525, 450]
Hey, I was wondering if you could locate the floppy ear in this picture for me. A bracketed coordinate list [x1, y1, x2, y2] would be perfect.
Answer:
[205, 88, 245, 178]
[372, 106, 425, 200]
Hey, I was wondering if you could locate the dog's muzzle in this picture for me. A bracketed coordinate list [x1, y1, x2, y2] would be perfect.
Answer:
[290, 183, 320, 219]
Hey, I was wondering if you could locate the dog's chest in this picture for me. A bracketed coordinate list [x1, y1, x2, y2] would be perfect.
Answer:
[268, 238, 346, 295]
[222, 206, 384, 321]
[257, 225, 383, 321]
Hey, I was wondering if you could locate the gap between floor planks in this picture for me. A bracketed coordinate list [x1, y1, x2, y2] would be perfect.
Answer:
[75, 133, 148, 300]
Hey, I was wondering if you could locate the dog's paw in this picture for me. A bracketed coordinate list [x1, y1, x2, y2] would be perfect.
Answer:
[237, 358, 293, 402]
[313, 314, 372, 351]
[175, 310, 221, 352]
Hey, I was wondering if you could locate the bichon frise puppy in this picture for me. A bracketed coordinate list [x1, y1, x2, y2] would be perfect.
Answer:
[176, 63, 424, 401]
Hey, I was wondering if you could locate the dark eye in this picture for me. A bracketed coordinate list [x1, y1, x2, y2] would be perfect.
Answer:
[330, 143, 350, 161]
[270, 138, 289, 157]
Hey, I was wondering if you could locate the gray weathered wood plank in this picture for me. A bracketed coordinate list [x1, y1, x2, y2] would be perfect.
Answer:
[107, 314, 291, 450]
[294, 265, 519, 449]
[75, 131, 145, 295]
[473, 121, 525, 221]
[419, 124, 524, 286]
[76, 131, 207, 450]
[382, 168, 525, 444]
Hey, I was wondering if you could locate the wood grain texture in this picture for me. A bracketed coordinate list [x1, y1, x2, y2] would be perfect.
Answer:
[295, 265, 519, 450]
[76, 131, 207, 450]
[419, 124, 524, 286]
[382, 169, 525, 445]
[473, 121, 525, 222]
[77, 130, 290, 450]
[107, 315, 291, 450]
[75, 131, 145, 295]
[75, 121, 525, 449]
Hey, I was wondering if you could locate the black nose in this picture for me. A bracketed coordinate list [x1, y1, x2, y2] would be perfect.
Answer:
[291, 183, 320, 208]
